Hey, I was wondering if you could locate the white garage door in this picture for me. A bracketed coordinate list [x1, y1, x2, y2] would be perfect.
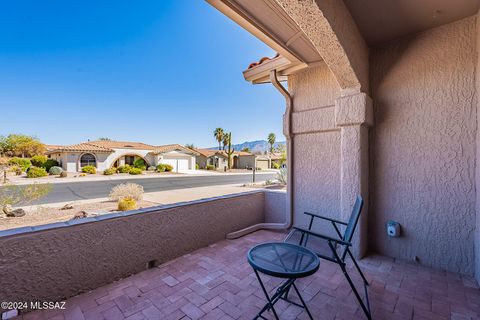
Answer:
[256, 159, 269, 170]
[162, 158, 190, 172]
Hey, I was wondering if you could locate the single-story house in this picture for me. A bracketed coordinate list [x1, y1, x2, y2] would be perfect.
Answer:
[269, 153, 285, 168]
[195, 149, 229, 170]
[46, 140, 199, 173]
[195, 149, 271, 170]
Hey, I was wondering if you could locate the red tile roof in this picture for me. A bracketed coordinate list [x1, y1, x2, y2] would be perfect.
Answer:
[247, 53, 280, 69]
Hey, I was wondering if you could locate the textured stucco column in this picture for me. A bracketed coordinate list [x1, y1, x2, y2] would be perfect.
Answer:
[335, 92, 373, 258]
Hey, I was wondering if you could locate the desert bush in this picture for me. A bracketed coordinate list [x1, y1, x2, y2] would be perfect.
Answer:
[147, 166, 156, 171]
[206, 164, 215, 170]
[116, 165, 131, 173]
[60, 171, 68, 178]
[133, 158, 146, 170]
[8, 157, 31, 172]
[27, 166, 48, 178]
[9, 165, 22, 175]
[195, 163, 199, 170]
[48, 166, 63, 175]
[277, 167, 287, 185]
[81, 165, 96, 174]
[164, 164, 173, 172]
[156, 164, 166, 172]
[109, 183, 144, 201]
[0, 182, 51, 209]
[118, 197, 137, 211]
[129, 167, 142, 175]
[30, 155, 47, 167]
[103, 168, 116, 175]
[79, 173, 87, 177]
[272, 162, 280, 169]
[43, 159, 59, 171]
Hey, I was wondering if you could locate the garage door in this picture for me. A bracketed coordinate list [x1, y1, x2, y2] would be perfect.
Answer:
[161, 158, 190, 172]
[256, 159, 269, 170]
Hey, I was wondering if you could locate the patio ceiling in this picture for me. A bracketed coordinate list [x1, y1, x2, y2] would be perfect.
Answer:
[344, 0, 480, 45]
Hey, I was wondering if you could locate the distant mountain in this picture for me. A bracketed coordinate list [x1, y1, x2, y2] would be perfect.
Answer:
[208, 140, 286, 154]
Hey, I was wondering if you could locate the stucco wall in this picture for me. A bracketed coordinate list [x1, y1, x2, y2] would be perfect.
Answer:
[475, 11, 480, 284]
[288, 64, 342, 235]
[264, 190, 287, 223]
[370, 17, 477, 275]
[0, 192, 265, 306]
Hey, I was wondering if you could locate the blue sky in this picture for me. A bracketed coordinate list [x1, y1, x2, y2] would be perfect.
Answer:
[0, 0, 284, 148]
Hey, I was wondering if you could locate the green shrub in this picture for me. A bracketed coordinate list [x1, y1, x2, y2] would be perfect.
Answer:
[272, 162, 280, 169]
[156, 164, 167, 172]
[164, 164, 173, 172]
[27, 166, 48, 178]
[48, 166, 63, 175]
[8, 157, 31, 172]
[103, 168, 116, 175]
[133, 158, 146, 170]
[195, 163, 199, 170]
[117, 165, 131, 173]
[30, 155, 47, 167]
[129, 167, 142, 175]
[43, 159, 59, 171]
[118, 197, 137, 211]
[206, 164, 215, 170]
[81, 165, 96, 174]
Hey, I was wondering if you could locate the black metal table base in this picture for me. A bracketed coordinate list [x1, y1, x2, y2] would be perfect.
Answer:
[253, 269, 314, 320]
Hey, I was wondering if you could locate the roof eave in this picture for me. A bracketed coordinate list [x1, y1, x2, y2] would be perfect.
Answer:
[243, 56, 308, 84]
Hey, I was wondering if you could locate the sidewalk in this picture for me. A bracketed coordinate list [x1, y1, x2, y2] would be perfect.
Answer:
[4, 170, 278, 186]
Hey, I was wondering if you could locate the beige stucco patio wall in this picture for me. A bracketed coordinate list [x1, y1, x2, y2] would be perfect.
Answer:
[476, 11, 480, 284]
[370, 16, 477, 275]
[288, 63, 342, 236]
[0, 191, 286, 307]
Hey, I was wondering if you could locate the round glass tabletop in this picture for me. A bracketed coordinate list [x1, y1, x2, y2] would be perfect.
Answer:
[247, 242, 320, 278]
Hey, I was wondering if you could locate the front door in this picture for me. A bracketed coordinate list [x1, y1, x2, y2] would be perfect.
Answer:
[125, 156, 135, 166]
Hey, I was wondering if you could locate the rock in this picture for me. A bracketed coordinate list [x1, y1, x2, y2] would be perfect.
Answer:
[72, 211, 88, 219]
[59, 171, 68, 178]
[2, 204, 12, 215]
[60, 203, 74, 210]
[6, 208, 26, 217]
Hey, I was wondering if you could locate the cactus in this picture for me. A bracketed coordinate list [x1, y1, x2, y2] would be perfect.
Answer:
[223, 132, 235, 169]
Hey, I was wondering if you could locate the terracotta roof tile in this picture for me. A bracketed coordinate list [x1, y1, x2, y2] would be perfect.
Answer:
[151, 144, 199, 155]
[247, 53, 280, 69]
[47, 143, 113, 153]
[87, 140, 156, 150]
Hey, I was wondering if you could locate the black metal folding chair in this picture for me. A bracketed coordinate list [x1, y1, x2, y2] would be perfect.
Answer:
[284, 195, 372, 319]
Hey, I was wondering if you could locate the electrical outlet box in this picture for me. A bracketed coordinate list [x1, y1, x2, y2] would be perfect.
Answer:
[387, 220, 401, 237]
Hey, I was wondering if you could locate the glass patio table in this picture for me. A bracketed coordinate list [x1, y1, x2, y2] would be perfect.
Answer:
[247, 242, 320, 320]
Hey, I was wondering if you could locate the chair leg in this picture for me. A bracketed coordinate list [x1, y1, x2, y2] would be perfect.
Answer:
[340, 263, 372, 320]
[346, 248, 369, 285]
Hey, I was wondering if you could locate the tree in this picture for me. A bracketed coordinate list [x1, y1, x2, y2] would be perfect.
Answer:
[0, 135, 7, 156]
[241, 147, 250, 152]
[223, 132, 235, 169]
[185, 143, 195, 150]
[3, 134, 45, 158]
[213, 128, 224, 151]
[267, 133, 276, 154]
[0, 183, 52, 210]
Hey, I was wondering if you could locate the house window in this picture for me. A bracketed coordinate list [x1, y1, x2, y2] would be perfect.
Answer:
[80, 153, 96, 167]
[125, 156, 135, 165]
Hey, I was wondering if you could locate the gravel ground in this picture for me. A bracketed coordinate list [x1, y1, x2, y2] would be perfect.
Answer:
[0, 199, 158, 230]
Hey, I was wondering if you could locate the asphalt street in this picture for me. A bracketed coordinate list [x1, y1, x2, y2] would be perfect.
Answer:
[13, 173, 277, 205]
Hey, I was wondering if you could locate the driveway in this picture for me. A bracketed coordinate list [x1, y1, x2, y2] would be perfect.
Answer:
[14, 172, 277, 205]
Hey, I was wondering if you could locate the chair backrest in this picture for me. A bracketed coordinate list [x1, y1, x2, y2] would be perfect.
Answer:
[342, 195, 364, 243]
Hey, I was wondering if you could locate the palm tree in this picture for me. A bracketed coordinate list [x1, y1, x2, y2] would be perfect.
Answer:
[268, 133, 276, 154]
[241, 147, 250, 152]
[185, 143, 195, 150]
[213, 128, 224, 151]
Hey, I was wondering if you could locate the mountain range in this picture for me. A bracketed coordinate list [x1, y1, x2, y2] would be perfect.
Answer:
[208, 140, 286, 154]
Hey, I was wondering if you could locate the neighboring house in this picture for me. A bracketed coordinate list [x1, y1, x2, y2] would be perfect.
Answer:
[46, 140, 198, 173]
[196, 149, 270, 170]
[195, 149, 228, 170]
[269, 153, 285, 168]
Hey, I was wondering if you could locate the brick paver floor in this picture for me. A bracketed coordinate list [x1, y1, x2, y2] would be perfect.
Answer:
[17, 230, 480, 320]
